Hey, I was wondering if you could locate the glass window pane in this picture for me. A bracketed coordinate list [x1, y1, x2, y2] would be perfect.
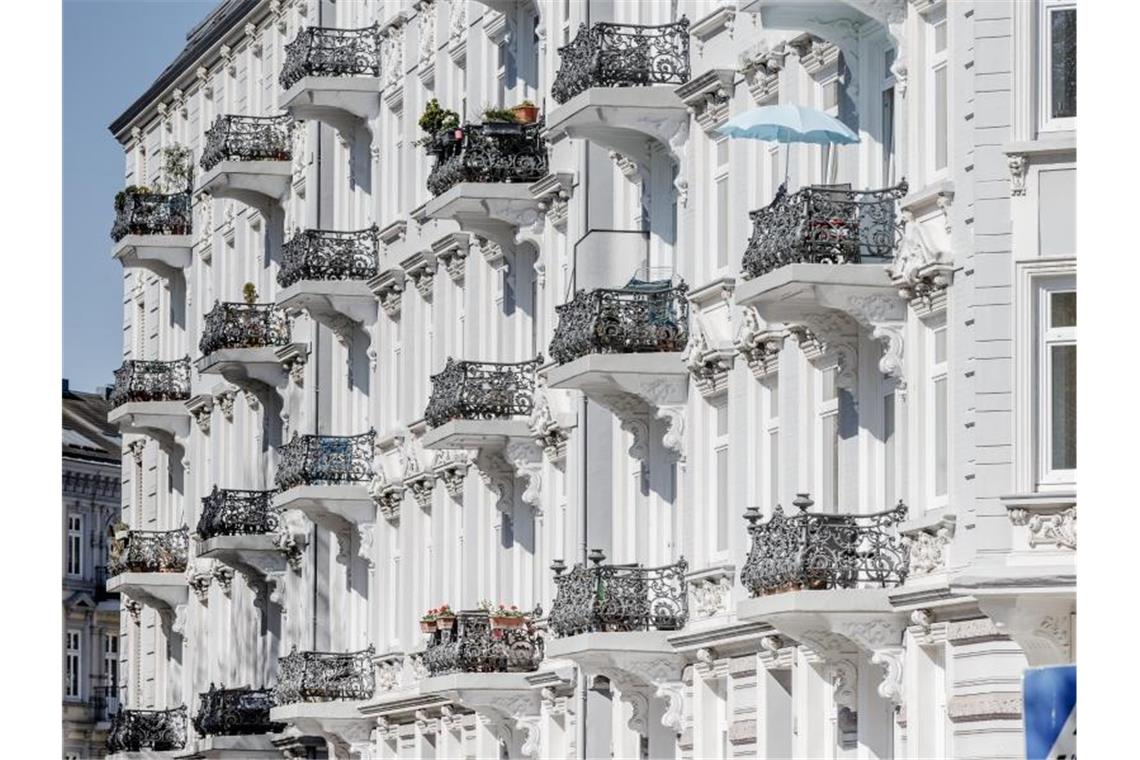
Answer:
[882, 88, 895, 185]
[1051, 344, 1077, 470]
[934, 20, 947, 53]
[715, 403, 728, 436]
[717, 177, 729, 268]
[884, 393, 896, 507]
[821, 367, 837, 402]
[822, 415, 838, 511]
[1050, 8, 1077, 119]
[769, 378, 779, 417]
[934, 377, 948, 496]
[716, 448, 729, 551]
[934, 66, 948, 170]
[769, 431, 780, 507]
[1051, 291, 1077, 328]
[934, 326, 947, 364]
[716, 139, 728, 166]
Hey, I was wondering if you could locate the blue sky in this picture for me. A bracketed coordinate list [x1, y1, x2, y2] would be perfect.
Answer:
[63, 0, 218, 393]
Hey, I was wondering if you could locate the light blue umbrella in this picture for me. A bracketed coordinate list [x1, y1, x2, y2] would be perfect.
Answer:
[715, 105, 859, 184]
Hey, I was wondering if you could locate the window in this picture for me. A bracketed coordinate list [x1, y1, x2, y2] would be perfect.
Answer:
[882, 48, 897, 185]
[884, 389, 897, 507]
[65, 630, 81, 699]
[927, 320, 949, 506]
[928, 10, 949, 175]
[818, 366, 840, 512]
[714, 401, 730, 553]
[1040, 1, 1076, 130]
[66, 514, 82, 577]
[104, 633, 119, 692]
[764, 378, 780, 510]
[818, 75, 841, 183]
[769, 146, 782, 199]
[1039, 282, 1076, 483]
[714, 138, 730, 270]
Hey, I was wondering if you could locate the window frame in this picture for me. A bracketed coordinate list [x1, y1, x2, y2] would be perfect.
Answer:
[926, 317, 950, 509]
[712, 137, 731, 273]
[1038, 0, 1077, 134]
[66, 513, 83, 577]
[763, 377, 781, 512]
[712, 398, 731, 557]
[1036, 276, 1077, 487]
[926, 7, 950, 180]
[65, 630, 82, 700]
[815, 364, 840, 513]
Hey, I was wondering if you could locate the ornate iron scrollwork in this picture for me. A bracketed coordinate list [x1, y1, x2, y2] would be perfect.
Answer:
[274, 646, 376, 704]
[549, 552, 689, 637]
[425, 120, 549, 196]
[551, 19, 691, 104]
[424, 357, 542, 429]
[740, 495, 910, 596]
[106, 706, 188, 753]
[549, 283, 689, 365]
[192, 684, 285, 737]
[277, 226, 379, 288]
[111, 189, 192, 241]
[196, 487, 279, 540]
[421, 610, 544, 676]
[109, 358, 192, 409]
[200, 114, 293, 171]
[274, 431, 376, 491]
[280, 24, 381, 90]
[198, 302, 291, 356]
[109, 528, 189, 575]
[741, 182, 909, 280]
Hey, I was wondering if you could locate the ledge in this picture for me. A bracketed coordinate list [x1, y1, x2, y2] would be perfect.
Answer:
[421, 182, 545, 249]
[113, 234, 193, 275]
[276, 279, 377, 329]
[544, 86, 688, 166]
[1003, 136, 1076, 159]
[108, 401, 191, 446]
[273, 485, 375, 530]
[421, 418, 534, 451]
[197, 347, 296, 392]
[197, 160, 292, 213]
[734, 263, 900, 322]
[197, 534, 287, 578]
[177, 733, 285, 759]
[282, 76, 382, 139]
[107, 572, 188, 613]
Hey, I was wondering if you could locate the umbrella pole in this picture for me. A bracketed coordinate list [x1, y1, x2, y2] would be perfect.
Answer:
[783, 143, 790, 189]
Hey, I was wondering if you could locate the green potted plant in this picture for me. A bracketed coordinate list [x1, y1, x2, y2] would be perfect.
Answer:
[158, 144, 194, 192]
[242, 282, 258, 304]
[416, 98, 460, 147]
[482, 105, 518, 123]
[512, 99, 539, 124]
[420, 608, 438, 634]
[488, 603, 526, 630]
[435, 604, 456, 631]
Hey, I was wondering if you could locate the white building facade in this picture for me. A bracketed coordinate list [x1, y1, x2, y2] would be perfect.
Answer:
[104, 0, 1076, 757]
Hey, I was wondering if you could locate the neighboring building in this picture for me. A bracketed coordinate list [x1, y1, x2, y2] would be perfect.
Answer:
[62, 380, 122, 759]
[102, 0, 1075, 758]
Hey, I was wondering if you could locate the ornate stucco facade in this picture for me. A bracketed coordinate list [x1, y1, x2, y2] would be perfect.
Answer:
[104, 0, 1075, 757]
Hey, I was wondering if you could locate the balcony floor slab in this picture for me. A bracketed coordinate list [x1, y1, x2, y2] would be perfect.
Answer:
[545, 352, 687, 403]
[113, 235, 193, 274]
[107, 572, 188, 613]
[282, 77, 382, 137]
[734, 263, 904, 323]
[108, 751, 183, 760]
[197, 535, 287, 577]
[422, 183, 545, 248]
[545, 87, 688, 166]
[197, 348, 293, 392]
[737, 588, 907, 657]
[269, 701, 372, 754]
[273, 485, 375, 530]
[177, 733, 285, 759]
[197, 161, 292, 212]
[421, 418, 534, 451]
[277, 279, 377, 329]
[108, 401, 191, 445]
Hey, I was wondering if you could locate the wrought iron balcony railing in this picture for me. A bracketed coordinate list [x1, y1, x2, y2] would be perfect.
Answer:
[549, 551, 688, 637]
[741, 181, 909, 280]
[277, 227, 379, 288]
[422, 610, 544, 676]
[274, 646, 376, 704]
[111, 189, 192, 242]
[740, 494, 910, 596]
[197, 487, 279, 540]
[192, 685, 286, 737]
[198, 302, 291, 356]
[106, 706, 188, 753]
[280, 24, 381, 90]
[109, 528, 189, 575]
[425, 121, 549, 197]
[551, 19, 690, 104]
[274, 431, 376, 491]
[549, 281, 689, 365]
[424, 357, 542, 429]
[200, 114, 293, 171]
[109, 358, 192, 409]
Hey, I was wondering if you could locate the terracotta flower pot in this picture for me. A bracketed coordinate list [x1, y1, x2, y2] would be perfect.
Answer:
[420, 620, 437, 634]
[491, 615, 524, 630]
[436, 616, 456, 630]
[512, 105, 539, 124]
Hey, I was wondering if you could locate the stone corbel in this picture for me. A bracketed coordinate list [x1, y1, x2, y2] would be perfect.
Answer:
[432, 450, 470, 499]
[368, 461, 405, 523]
[675, 69, 737, 134]
[215, 389, 237, 422]
[734, 308, 787, 380]
[974, 598, 1073, 666]
[656, 681, 686, 734]
[686, 564, 735, 620]
[370, 268, 406, 318]
[405, 471, 436, 510]
[124, 598, 143, 623]
[529, 172, 574, 231]
[186, 394, 214, 435]
[212, 565, 235, 595]
[475, 450, 515, 513]
[683, 323, 735, 399]
[757, 634, 795, 670]
[188, 567, 213, 603]
[833, 618, 909, 706]
[739, 42, 784, 104]
[400, 250, 437, 300]
[901, 513, 956, 578]
[845, 293, 909, 387]
[516, 714, 543, 758]
[891, 188, 956, 305]
[276, 343, 309, 387]
[431, 232, 471, 284]
[1008, 153, 1028, 196]
[529, 383, 571, 464]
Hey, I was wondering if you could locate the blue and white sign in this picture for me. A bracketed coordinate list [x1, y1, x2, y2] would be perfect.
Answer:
[1024, 665, 1076, 760]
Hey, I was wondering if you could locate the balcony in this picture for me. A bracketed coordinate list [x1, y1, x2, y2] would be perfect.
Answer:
[188, 685, 285, 757]
[422, 357, 541, 450]
[421, 121, 548, 247]
[106, 706, 187, 755]
[198, 115, 293, 211]
[546, 552, 687, 742]
[197, 302, 295, 391]
[106, 528, 189, 618]
[107, 359, 192, 448]
[547, 20, 690, 166]
[276, 227, 379, 330]
[110, 189, 192, 276]
[270, 647, 376, 753]
[422, 610, 543, 676]
[196, 488, 299, 591]
[736, 495, 911, 695]
[273, 432, 376, 557]
[546, 281, 689, 461]
[281, 25, 382, 140]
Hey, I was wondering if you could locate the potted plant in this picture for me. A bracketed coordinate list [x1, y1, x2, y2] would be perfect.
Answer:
[416, 98, 460, 147]
[435, 604, 456, 630]
[158, 144, 194, 192]
[242, 282, 258, 304]
[488, 603, 526, 630]
[512, 99, 539, 125]
[420, 608, 438, 634]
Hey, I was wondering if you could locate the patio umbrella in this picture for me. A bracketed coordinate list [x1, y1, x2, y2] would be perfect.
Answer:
[715, 104, 859, 184]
